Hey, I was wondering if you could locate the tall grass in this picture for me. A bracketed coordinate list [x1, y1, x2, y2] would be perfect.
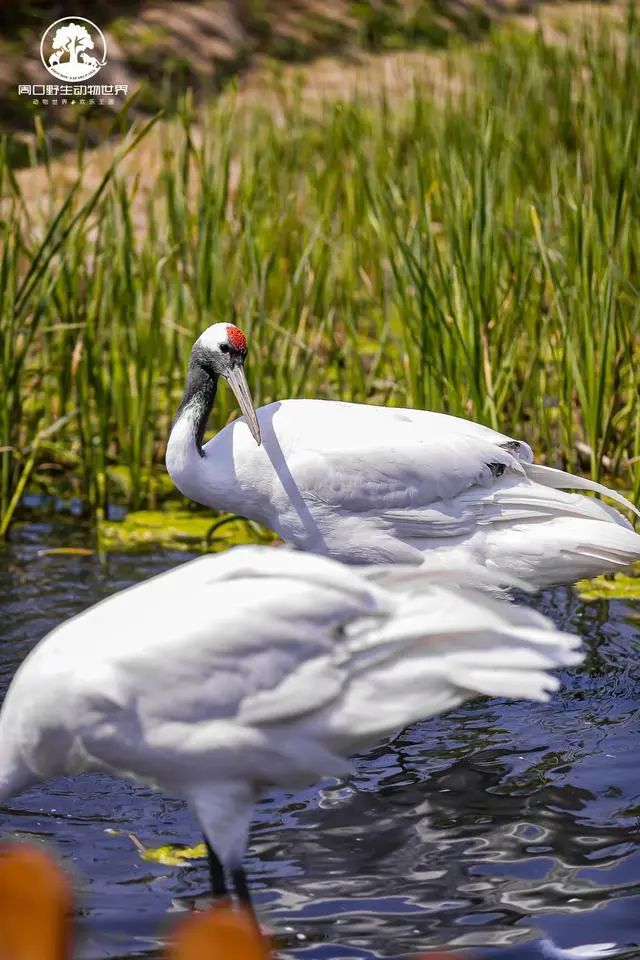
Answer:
[1, 13, 640, 532]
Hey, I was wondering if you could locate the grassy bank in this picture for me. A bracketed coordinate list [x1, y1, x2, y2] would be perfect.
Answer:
[1, 10, 640, 534]
[0, 0, 529, 164]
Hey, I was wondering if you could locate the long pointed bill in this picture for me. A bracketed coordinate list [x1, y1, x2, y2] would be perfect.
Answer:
[225, 364, 262, 446]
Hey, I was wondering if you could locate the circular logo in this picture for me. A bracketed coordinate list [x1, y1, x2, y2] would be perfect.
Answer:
[40, 17, 107, 82]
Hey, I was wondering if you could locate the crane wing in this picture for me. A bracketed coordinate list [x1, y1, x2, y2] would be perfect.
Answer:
[3, 546, 580, 795]
[288, 431, 527, 537]
[53, 548, 384, 724]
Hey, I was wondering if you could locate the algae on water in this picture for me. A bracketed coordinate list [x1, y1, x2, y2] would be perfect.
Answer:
[99, 508, 277, 553]
[106, 829, 206, 866]
[576, 565, 640, 602]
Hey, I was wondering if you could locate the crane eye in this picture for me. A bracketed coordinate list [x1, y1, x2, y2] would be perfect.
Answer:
[220, 343, 230, 354]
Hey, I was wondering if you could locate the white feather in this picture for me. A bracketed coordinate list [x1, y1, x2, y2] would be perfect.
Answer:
[166, 390, 640, 587]
[0, 545, 581, 874]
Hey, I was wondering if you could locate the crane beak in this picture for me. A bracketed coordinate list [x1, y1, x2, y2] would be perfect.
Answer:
[225, 364, 262, 446]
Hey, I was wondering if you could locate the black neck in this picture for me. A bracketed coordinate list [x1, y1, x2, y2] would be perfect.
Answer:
[174, 358, 219, 457]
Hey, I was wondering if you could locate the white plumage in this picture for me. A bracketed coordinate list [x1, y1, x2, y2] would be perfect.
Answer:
[166, 323, 640, 588]
[0, 546, 582, 910]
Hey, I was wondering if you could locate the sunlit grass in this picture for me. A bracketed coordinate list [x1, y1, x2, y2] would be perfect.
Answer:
[1, 12, 639, 532]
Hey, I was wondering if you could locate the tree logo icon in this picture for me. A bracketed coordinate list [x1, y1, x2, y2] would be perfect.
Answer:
[40, 17, 108, 82]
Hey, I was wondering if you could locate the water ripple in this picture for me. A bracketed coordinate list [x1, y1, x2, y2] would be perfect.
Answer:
[0, 519, 638, 957]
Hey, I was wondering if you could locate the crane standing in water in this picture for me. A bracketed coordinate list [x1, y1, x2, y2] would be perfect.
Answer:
[166, 323, 640, 588]
[0, 547, 581, 918]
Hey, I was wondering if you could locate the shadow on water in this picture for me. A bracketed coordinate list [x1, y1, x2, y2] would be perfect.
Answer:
[0, 518, 638, 958]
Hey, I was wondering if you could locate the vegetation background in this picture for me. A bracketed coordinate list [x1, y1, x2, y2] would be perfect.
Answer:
[1, 0, 639, 548]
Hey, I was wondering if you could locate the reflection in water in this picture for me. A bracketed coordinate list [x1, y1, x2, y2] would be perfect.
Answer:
[0, 519, 638, 958]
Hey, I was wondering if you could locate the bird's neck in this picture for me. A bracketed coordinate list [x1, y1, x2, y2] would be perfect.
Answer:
[166, 360, 218, 493]
[177, 360, 219, 456]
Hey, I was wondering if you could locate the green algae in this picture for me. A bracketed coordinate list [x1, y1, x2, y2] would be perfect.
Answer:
[576, 566, 640, 602]
[37, 547, 95, 557]
[98, 507, 277, 553]
[105, 829, 206, 866]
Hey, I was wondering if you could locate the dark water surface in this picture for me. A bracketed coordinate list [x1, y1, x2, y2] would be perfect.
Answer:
[1, 520, 639, 959]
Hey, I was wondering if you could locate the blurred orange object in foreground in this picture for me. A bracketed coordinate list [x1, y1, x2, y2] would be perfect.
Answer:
[415, 954, 463, 959]
[0, 843, 462, 960]
[169, 903, 271, 960]
[0, 843, 72, 960]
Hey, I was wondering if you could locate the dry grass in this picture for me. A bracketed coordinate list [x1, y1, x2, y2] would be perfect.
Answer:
[13, 2, 622, 214]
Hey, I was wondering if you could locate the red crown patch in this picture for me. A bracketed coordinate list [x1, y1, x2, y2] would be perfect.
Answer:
[227, 326, 247, 351]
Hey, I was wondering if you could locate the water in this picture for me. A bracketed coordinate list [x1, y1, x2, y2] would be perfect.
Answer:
[1, 518, 639, 959]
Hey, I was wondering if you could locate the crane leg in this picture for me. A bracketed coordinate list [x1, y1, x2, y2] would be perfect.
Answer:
[205, 840, 228, 898]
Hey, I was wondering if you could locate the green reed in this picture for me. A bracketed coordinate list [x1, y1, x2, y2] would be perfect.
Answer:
[1, 11, 640, 532]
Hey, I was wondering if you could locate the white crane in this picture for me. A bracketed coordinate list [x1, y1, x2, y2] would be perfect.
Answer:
[0, 546, 580, 919]
[166, 323, 640, 588]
